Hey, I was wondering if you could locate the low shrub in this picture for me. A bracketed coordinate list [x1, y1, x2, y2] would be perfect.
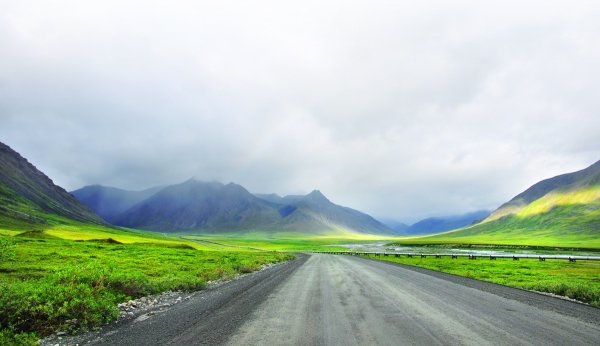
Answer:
[0, 328, 38, 346]
[0, 237, 16, 262]
[526, 282, 600, 305]
[0, 237, 293, 340]
[0, 264, 122, 335]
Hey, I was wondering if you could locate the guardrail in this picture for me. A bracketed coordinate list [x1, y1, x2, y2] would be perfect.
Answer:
[312, 251, 600, 262]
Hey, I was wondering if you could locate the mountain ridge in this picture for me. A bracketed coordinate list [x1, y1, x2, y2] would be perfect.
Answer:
[71, 184, 163, 223]
[486, 160, 600, 222]
[0, 141, 106, 226]
[390, 210, 491, 235]
[73, 180, 394, 235]
[425, 159, 600, 246]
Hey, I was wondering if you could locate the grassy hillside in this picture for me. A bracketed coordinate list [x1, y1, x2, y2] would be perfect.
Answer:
[0, 213, 224, 250]
[0, 142, 105, 226]
[393, 187, 600, 249]
[392, 163, 600, 249]
[487, 160, 600, 222]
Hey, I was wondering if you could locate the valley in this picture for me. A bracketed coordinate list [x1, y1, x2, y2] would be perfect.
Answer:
[3, 1, 600, 344]
[1, 141, 599, 345]
[47, 254, 600, 346]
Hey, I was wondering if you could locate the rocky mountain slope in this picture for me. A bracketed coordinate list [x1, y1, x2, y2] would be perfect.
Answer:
[74, 180, 394, 234]
[0, 141, 105, 227]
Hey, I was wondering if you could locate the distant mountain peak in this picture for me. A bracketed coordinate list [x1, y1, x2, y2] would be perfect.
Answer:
[304, 189, 330, 203]
[180, 178, 223, 188]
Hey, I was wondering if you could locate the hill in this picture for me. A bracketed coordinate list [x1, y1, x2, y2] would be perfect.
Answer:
[74, 181, 394, 235]
[416, 160, 600, 248]
[0, 141, 105, 228]
[71, 185, 163, 223]
[396, 210, 490, 235]
[487, 160, 600, 221]
[266, 190, 395, 235]
[380, 220, 410, 234]
[114, 180, 282, 232]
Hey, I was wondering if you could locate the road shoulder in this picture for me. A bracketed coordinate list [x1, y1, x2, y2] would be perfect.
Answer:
[43, 254, 308, 346]
[353, 255, 600, 325]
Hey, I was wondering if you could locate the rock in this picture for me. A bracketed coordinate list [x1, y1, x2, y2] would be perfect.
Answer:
[56, 331, 67, 336]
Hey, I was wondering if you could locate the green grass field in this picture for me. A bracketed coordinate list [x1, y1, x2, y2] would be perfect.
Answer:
[365, 254, 600, 307]
[0, 229, 293, 345]
[183, 231, 392, 251]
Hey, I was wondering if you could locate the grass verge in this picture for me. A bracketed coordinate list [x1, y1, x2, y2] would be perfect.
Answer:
[365, 254, 600, 307]
[0, 235, 293, 345]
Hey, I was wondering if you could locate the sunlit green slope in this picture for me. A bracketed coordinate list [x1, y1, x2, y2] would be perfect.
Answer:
[401, 161, 600, 248]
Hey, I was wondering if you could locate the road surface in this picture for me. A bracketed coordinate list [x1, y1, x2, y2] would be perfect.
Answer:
[86, 254, 600, 345]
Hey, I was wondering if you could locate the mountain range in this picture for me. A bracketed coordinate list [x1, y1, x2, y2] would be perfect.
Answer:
[72, 180, 395, 235]
[2, 139, 598, 243]
[389, 210, 490, 235]
[0, 142, 105, 228]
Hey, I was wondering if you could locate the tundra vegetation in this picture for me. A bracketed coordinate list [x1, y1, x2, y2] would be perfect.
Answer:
[0, 228, 292, 345]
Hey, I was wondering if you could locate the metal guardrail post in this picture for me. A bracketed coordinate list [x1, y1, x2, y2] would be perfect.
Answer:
[319, 251, 600, 262]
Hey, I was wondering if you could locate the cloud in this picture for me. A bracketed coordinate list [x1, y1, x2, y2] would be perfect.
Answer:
[1, 0, 599, 222]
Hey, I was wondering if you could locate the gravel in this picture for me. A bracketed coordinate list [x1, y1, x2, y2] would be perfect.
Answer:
[39, 262, 285, 346]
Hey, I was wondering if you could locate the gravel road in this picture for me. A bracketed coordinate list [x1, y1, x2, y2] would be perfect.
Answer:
[83, 254, 600, 345]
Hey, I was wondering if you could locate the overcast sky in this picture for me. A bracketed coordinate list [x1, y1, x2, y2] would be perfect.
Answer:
[1, 1, 599, 223]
